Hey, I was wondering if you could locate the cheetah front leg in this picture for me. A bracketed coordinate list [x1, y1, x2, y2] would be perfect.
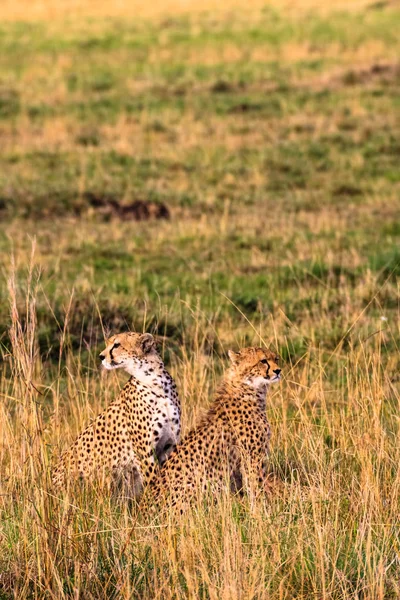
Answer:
[133, 434, 161, 495]
[155, 428, 178, 465]
[236, 427, 271, 499]
[152, 401, 181, 466]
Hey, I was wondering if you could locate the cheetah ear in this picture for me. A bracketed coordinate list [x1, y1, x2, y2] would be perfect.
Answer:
[228, 350, 240, 365]
[139, 333, 155, 353]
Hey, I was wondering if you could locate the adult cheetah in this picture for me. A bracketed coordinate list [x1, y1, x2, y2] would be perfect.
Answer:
[148, 346, 281, 507]
[52, 332, 180, 495]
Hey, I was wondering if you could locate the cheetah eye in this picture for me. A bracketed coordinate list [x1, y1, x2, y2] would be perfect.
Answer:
[260, 359, 269, 365]
[113, 342, 121, 349]
[275, 356, 279, 363]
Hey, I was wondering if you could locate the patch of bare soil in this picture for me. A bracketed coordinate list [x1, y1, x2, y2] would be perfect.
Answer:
[339, 62, 400, 86]
[84, 192, 170, 221]
[207, 62, 399, 97]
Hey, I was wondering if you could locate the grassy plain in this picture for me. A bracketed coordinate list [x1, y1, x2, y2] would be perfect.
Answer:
[0, 0, 399, 598]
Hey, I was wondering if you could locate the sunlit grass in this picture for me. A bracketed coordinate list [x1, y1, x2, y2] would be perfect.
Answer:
[0, 1, 400, 597]
[1, 250, 399, 598]
[0, 0, 380, 22]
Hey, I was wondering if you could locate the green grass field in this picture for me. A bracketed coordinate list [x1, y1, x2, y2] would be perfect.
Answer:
[0, 1, 400, 597]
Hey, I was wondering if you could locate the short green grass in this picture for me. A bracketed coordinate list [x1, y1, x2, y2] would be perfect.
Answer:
[0, 1, 399, 598]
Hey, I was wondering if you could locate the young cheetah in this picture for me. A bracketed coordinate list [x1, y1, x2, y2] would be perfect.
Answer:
[148, 346, 281, 506]
[52, 332, 180, 495]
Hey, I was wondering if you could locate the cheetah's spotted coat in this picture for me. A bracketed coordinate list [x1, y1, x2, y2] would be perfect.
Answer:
[149, 346, 281, 506]
[52, 332, 180, 494]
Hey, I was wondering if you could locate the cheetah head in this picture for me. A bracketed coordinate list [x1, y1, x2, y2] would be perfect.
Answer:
[228, 347, 281, 391]
[99, 332, 161, 377]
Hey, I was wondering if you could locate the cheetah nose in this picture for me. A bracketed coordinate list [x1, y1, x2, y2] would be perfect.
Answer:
[99, 353, 105, 361]
[273, 369, 281, 376]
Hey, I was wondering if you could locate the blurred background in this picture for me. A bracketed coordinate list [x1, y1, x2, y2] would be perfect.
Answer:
[0, 0, 399, 365]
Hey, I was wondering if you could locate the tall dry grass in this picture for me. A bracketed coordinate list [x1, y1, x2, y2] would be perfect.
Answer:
[0, 0, 399, 593]
[1, 247, 399, 599]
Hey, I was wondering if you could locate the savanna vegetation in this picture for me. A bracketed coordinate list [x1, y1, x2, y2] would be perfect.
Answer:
[0, 0, 399, 597]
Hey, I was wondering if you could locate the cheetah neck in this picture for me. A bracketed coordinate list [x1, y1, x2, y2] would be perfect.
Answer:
[127, 366, 177, 404]
[221, 380, 269, 412]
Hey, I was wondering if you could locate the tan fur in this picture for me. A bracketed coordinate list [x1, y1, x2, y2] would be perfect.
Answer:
[149, 347, 281, 507]
[52, 332, 180, 495]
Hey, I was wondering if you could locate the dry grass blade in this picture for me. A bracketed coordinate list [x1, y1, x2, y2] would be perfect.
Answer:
[0, 0, 399, 597]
